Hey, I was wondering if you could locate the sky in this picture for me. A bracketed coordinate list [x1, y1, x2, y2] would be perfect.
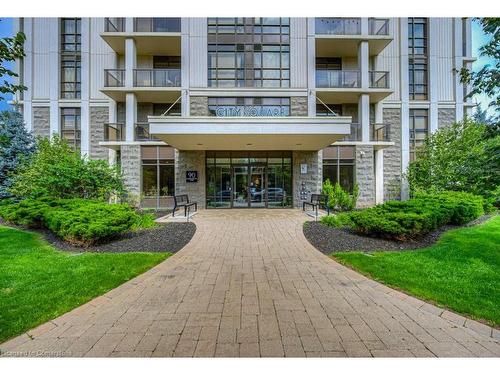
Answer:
[0, 18, 497, 113]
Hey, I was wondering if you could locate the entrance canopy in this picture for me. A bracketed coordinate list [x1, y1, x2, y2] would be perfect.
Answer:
[148, 116, 352, 151]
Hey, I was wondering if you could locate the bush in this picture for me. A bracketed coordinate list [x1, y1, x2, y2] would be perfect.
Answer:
[10, 137, 125, 200]
[320, 212, 352, 228]
[322, 179, 359, 212]
[0, 198, 140, 245]
[345, 191, 484, 240]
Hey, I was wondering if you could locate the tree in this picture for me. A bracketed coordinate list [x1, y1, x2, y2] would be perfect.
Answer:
[406, 119, 500, 206]
[459, 18, 500, 121]
[0, 27, 26, 100]
[0, 109, 35, 198]
[10, 136, 126, 200]
[472, 103, 493, 125]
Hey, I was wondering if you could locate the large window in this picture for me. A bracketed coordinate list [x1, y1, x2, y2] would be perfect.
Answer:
[408, 18, 428, 100]
[60, 108, 81, 150]
[61, 18, 81, 99]
[208, 18, 290, 88]
[409, 109, 429, 161]
[322, 146, 355, 193]
[141, 146, 175, 209]
[208, 97, 290, 117]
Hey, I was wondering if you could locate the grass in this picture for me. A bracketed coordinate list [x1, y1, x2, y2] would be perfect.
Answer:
[0, 225, 171, 343]
[332, 216, 500, 327]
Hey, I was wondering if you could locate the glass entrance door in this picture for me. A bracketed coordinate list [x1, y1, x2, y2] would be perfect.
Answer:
[249, 166, 266, 207]
[232, 166, 249, 207]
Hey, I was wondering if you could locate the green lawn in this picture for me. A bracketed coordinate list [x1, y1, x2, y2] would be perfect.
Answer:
[332, 216, 500, 327]
[0, 225, 171, 343]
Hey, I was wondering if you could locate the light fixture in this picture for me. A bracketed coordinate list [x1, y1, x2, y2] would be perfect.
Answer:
[197, 143, 203, 146]
[246, 143, 253, 146]
[296, 143, 302, 146]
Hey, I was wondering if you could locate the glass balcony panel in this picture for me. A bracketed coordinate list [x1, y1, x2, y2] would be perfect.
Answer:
[134, 18, 181, 32]
[133, 69, 181, 87]
[315, 18, 361, 35]
[369, 71, 390, 88]
[104, 18, 125, 32]
[316, 70, 360, 88]
[103, 123, 125, 141]
[104, 69, 125, 87]
[369, 18, 389, 35]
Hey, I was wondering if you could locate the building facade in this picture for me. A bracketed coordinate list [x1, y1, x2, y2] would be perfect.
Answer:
[13, 17, 475, 209]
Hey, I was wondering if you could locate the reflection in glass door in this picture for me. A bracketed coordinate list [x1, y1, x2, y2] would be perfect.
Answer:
[250, 166, 266, 208]
[232, 166, 249, 207]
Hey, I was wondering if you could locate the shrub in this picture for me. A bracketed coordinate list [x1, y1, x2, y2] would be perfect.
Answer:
[0, 198, 140, 245]
[322, 179, 359, 212]
[345, 191, 484, 240]
[320, 212, 352, 228]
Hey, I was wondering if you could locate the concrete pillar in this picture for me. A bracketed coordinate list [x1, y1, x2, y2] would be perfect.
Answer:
[80, 18, 91, 157]
[49, 18, 60, 136]
[307, 17, 317, 116]
[358, 40, 369, 89]
[108, 149, 117, 166]
[181, 18, 190, 116]
[360, 18, 369, 35]
[428, 18, 439, 133]
[125, 38, 136, 88]
[400, 18, 410, 200]
[22, 18, 33, 131]
[359, 94, 370, 142]
[453, 18, 464, 122]
[375, 148, 384, 204]
[125, 18, 134, 33]
[125, 93, 137, 142]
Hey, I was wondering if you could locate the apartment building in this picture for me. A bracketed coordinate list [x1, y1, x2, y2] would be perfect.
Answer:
[13, 17, 474, 209]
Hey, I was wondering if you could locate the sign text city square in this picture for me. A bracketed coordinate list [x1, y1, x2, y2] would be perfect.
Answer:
[215, 106, 287, 117]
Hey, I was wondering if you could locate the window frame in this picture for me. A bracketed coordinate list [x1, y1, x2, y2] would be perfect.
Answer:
[409, 109, 429, 161]
[60, 107, 81, 150]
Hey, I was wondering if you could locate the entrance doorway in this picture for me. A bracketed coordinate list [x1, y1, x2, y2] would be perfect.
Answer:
[206, 151, 292, 208]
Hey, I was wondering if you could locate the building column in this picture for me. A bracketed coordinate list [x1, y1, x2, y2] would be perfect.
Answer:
[453, 18, 464, 122]
[307, 17, 317, 116]
[125, 17, 134, 33]
[125, 93, 137, 142]
[22, 18, 33, 131]
[125, 38, 136, 88]
[108, 149, 117, 166]
[80, 18, 91, 157]
[375, 148, 384, 204]
[428, 18, 439, 133]
[400, 18, 410, 200]
[359, 94, 370, 142]
[49, 18, 60, 136]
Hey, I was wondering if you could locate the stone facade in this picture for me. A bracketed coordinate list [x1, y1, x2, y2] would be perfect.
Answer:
[32, 107, 50, 138]
[438, 108, 456, 128]
[355, 145, 375, 207]
[175, 150, 206, 208]
[120, 145, 141, 199]
[89, 107, 109, 160]
[190, 96, 209, 116]
[290, 96, 308, 116]
[383, 108, 402, 201]
[292, 151, 322, 208]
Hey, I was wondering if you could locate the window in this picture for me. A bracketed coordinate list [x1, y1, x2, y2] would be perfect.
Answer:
[316, 103, 342, 117]
[208, 97, 290, 117]
[409, 109, 428, 161]
[408, 18, 428, 100]
[208, 18, 290, 88]
[60, 18, 81, 99]
[322, 146, 355, 193]
[60, 108, 81, 150]
[153, 56, 181, 69]
[141, 146, 175, 209]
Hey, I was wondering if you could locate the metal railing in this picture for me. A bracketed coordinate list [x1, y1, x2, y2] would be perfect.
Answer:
[316, 70, 360, 88]
[343, 123, 362, 141]
[104, 69, 125, 87]
[133, 69, 181, 87]
[134, 18, 181, 32]
[104, 18, 125, 32]
[315, 18, 361, 35]
[369, 71, 390, 88]
[371, 123, 391, 141]
[104, 123, 125, 141]
[369, 18, 389, 35]
[135, 123, 160, 141]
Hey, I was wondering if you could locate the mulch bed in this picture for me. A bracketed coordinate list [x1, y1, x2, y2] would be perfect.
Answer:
[303, 214, 494, 254]
[0, 218, 196, 253]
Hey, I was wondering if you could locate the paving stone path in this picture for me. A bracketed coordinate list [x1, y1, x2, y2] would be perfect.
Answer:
[1, 209, 499, 357]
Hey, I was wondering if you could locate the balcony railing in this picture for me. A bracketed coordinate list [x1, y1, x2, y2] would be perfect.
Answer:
[135, 123, 160, 141]
[103, 123, 125, 141]
[369, 18, 389, 36]
[133, 69, 181, 87]
[369, 71, 390, 88]
[104, 69, 125, 87]
[343, 123, 362, 141]
[134, 18, 181, 32]
[104, 18, 125, 32]
[316, 70, 360, 88]
[371, 123, 391, 141]
[315, 18, 361, 35]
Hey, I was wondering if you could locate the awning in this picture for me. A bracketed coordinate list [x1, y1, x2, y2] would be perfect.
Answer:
[148, 116, 352, 151]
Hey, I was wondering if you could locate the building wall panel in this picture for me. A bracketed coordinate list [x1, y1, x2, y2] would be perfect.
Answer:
[32, 18, 52, 99]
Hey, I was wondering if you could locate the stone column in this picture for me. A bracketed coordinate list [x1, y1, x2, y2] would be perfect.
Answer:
[175, 150, 206, 208]
[292, 151, 322, 208]
[355, 145, 375, 207]
[120, 145, 141, 201]
[375, 148, 384, 204]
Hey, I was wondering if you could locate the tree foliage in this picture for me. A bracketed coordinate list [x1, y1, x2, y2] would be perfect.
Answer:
[0, 29, 26, 100]
[459, 18, 499, 121]
[406, 119, 500, 206]
[0, 109, 35, 198]
[10, 136, 126, 200]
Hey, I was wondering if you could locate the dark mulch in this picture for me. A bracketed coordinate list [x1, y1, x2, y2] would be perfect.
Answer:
[0, 218, 196, 253]
[303, 214, 494, 254]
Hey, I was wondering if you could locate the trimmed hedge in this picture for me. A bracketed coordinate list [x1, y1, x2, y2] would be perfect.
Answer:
[321, 191, 484, 240]
[0, 198, 139, 245]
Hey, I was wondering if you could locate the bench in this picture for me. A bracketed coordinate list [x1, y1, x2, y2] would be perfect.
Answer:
[302, 194, 329, 219]
[172, 194, 197, 217]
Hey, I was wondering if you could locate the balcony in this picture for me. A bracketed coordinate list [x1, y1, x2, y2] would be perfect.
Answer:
[104, 69, 125, 87]
[371, 123, 390, 142]
[316, 70, 360, 88]
[135, 123, 160, 141]
[315, 17, 392, 57]
[103, 123, 125, 141]
[369, 71, 389, 89]
[343, 123, 362, 141]
[101, 18, 181, 55]
[133, 69, 181, 87]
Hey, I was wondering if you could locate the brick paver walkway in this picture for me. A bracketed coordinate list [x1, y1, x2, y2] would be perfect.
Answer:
[2, 209, 499, 357]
